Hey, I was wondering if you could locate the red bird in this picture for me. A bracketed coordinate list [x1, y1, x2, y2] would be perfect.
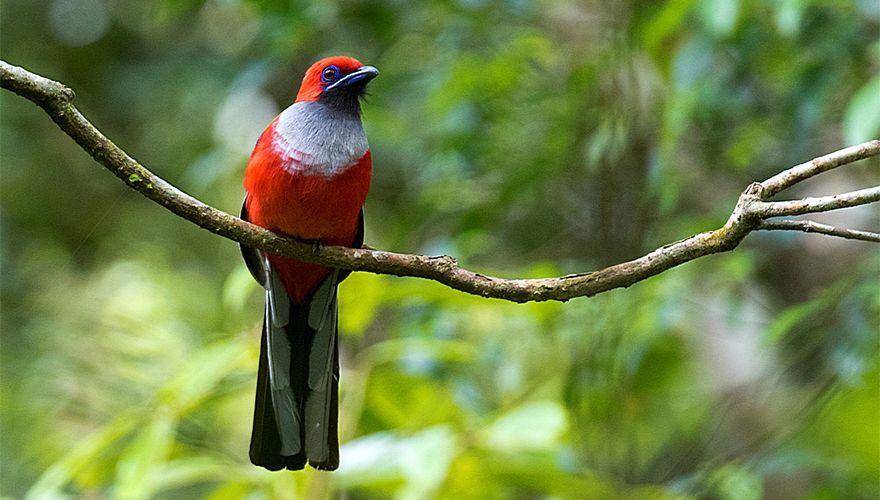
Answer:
[239, 56, 378, 471]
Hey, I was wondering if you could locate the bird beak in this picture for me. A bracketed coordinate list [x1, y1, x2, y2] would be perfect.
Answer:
[325, 66, 379, 92]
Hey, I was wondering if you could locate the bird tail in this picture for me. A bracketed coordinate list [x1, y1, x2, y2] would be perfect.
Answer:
[249, 270, 340, 471]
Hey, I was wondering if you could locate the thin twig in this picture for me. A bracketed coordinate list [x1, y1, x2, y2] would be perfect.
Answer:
[759, 140, 880, 198]
[757, 220, 880, 243]
[2, 59, 878, 303]
[752, 186, 880, 218]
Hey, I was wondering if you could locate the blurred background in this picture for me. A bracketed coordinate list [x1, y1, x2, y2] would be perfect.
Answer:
[2, 0, 878, 498]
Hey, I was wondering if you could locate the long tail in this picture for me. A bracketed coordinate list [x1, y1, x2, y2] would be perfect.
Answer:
[240, 199, 358, 471]
[249, 268, 341, 471]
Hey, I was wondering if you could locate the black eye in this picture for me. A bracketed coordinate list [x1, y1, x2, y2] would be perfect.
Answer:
[321, 66, 339, 83]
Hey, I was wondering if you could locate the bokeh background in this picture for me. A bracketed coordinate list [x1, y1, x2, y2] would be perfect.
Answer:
[2, 1, 879, 498]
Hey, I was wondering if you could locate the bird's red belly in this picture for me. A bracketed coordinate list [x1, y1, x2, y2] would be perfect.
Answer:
[245, 148, 372, 303]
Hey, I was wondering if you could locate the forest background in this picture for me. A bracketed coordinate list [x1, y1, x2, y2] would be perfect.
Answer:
[1, 0, 878, 498]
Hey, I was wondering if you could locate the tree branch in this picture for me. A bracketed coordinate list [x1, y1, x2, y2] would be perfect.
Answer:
[752, 186, 880, 218]
[2, 59, 879, 303]
[758, 141, 880, 198]
[756, 220, 880, 243]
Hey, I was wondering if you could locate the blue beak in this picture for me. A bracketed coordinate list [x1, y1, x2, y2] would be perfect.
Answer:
[325, 66, 379, 92]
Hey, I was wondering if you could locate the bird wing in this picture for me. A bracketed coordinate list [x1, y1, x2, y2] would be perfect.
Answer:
[239, 196, 266, 287]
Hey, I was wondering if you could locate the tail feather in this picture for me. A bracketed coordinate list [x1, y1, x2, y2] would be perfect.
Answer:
[249, 270, 341, 471]
[305, 287, 340, 468]
[263, 270, 301, 456]
[249, 324, 308, 471]
[240, 200, 351, 472]
[303, 335, 340, 468]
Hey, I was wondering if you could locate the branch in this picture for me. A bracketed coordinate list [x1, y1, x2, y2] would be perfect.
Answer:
[752, 186, 880, 218]
[2, 59, 879, 303]
[758, 141, 880, 198]
[756, 220, 880, 243]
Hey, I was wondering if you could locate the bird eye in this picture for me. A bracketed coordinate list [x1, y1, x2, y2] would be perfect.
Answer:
[321, 66, 339, 83]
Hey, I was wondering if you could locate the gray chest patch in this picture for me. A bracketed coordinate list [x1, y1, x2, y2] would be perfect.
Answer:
[273, 101, 368, 176]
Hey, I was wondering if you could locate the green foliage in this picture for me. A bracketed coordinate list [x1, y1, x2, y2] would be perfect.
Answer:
[2, 0, 878, 498]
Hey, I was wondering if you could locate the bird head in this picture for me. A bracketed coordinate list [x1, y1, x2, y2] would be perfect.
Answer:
[294, 56, 379, 111]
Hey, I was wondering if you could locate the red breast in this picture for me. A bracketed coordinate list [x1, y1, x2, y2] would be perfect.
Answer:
[243, 57, 377, 303]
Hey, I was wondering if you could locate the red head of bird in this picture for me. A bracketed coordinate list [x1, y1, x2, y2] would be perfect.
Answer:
[295, 56, 379, 105]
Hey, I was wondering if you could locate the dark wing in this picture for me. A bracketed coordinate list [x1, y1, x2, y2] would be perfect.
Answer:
[336, 208, 364, 283]
[240, 196, 266, 287]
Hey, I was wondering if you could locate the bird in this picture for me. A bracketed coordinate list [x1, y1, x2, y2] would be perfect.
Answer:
[239, 56, 378, 471]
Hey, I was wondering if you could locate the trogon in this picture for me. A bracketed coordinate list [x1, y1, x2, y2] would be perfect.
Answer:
[239, 56, 378, 471]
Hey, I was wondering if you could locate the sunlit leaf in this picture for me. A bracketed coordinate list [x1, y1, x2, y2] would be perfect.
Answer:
[709, 464, 763, 500]
[843, 75, 880, 145]
[336, 426, 458, 499]
[157, 340, 248, 413]
[698, 0, 741, 37]
[222, 264, 260, 313]
[481, 401, 568, 452]
[114, 411, 176, 500]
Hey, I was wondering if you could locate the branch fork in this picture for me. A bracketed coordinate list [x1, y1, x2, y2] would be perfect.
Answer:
[2, 59, 878, 303]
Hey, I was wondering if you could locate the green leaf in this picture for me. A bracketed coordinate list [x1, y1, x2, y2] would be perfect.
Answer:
[336, 426, 458, 499]
[481, 401, 568, 452]
[774, 0, 805, 36]
[843, 75, 880, 145]
[699, 0, 741, 37]
[338, 272, 386, 335]
[157, 340, 247, 413]
[221, 264, 259, 312]
[25, 415, 140, 500]
[152, 457, 241, 494]
[710, 464, 763, 500]
[114, 410, 176, 500]
[644, 0, 698, 51]
[360, 337, 476, 367]
[365, 368, 458, 430]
